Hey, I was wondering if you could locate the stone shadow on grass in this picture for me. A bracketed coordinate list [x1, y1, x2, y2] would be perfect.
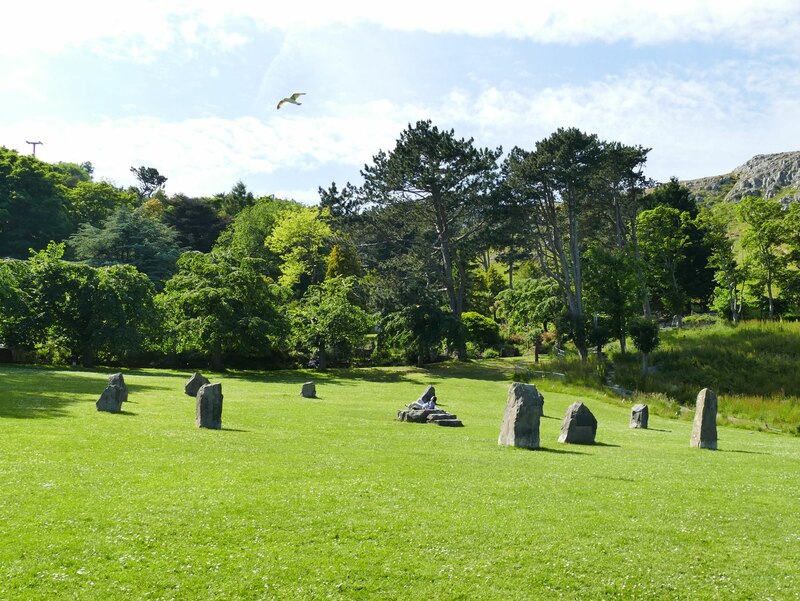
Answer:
[536, 446, 587, 455]
[719, 448, 770, 455]
[0, 365, 165, 419]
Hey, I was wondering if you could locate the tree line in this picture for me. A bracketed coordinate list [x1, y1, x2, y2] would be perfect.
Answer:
[1, 123, 799, 369]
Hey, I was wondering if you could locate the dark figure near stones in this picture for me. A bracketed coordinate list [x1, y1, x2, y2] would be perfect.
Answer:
[96, 373, 128, 413]
[196, 383, 223, 429]
[558, 401, 597, 444]
[630, 403, 649, 429]
[184, 372, 210, 397]
[498, 382, 544, 450]
[690, 388, 718, 450]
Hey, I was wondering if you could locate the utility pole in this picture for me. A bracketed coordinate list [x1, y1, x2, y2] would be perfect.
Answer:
[25, 140, 43, 156]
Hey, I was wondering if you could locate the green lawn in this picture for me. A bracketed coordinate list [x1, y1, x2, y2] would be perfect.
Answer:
[1, 362, 798, 600]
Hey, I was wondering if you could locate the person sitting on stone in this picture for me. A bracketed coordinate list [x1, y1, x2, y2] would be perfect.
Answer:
[406, 395, 435, 410]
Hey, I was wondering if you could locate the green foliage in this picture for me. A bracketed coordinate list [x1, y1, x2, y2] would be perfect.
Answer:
[583, 244, 640, 349]
[628, 316, 660, 356]
[0, 147, 73, 257]
[161, 194, 226, 252]
[213, 195, 298, 277]
[636, 205, 690, 317]
[325, 240, 361, 279]
[212, 180, 255, 218]
[290, 276, 373, 367]
[737, 195, 787, 319]
[360, 119, 502, 360]
[156, 251, 288, 367]
[461, 311, 501, 350]
[64, 180, 137, 227]
[495, 277, 560, 334]
[129, 165, 167, 201]
[67, 207, 181, 285]
[266, 207, 333, 292]
[377, 300, 454, 366]
[0, 243, 157, 365]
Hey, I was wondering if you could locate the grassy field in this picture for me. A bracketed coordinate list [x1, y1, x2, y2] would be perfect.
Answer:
[1, 361, 799, 599]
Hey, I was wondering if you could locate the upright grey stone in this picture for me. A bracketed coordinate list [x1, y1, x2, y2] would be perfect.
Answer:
[498, 382, 545, 449]
[417, 385, 436, 404]
[196, 383, 223, 429]
[107, 373, 128, 403]
[185, 372, 210, 397]
[630, 403, 649, 429]
[301, 381, 316, 398]
[558, 401, 597, 444]
[690, 388, 718, 450]
[96, 385, 125, 413]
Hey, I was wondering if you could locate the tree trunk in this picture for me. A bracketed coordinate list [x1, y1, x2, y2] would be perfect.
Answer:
[641, 352, 648, 374]
[767, 277, 775, 320]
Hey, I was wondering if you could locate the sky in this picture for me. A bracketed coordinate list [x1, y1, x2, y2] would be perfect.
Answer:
[2, 1, 799, 204]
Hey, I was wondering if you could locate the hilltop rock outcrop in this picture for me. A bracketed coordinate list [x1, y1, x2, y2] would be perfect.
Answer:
[682, 151, 800, 205]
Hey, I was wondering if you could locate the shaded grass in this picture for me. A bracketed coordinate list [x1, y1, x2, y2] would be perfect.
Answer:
[1, 363, 799, 599]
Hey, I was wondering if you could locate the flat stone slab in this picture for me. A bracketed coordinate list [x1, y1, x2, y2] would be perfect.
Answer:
[427, 412, 457, 422]
[435, 419, 463, 427]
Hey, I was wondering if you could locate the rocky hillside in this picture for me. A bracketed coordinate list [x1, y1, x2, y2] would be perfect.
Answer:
[681, 151, 800, 205]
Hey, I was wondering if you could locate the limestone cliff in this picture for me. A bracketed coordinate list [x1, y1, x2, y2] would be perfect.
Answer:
[681, 151, 800, 205]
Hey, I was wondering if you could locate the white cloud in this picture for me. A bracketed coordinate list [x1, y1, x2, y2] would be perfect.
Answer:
[3, 1, 798, 61]
[4, 59, 799, 197]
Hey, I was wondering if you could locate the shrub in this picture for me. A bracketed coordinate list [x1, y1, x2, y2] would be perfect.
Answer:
[461, 311, 501, 350]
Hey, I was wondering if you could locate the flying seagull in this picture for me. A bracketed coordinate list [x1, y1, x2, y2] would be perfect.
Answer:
[277, 92, 306, 109]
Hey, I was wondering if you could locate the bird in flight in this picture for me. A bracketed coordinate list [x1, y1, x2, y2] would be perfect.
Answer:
[277, 92, 306, 109]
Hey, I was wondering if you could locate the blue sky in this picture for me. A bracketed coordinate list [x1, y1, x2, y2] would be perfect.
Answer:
[2, 1, 799, 203]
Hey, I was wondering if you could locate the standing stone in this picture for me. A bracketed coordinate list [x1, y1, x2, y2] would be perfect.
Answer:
[417, 385, 436, 404]
[558, 402, 598, 444]
[185, 372, 210, 397]
[690, 388, 718, 450]
[107, 373, 128, 403]
[196, 383, 223, 429]
[96, 385, 125, 413]
[498, 382, 545, 449]
[630, 403, 649, 429]
[301, 381, 316, 398]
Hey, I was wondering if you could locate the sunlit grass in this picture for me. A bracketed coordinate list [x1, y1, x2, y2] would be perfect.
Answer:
[1, 362, 799, 599]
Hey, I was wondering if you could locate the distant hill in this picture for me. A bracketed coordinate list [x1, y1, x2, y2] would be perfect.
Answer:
[681, 151, 800, 205]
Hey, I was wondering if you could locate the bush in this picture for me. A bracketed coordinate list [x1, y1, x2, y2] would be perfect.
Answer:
[461, 311, 501, 350]
[483, 348, 500, 359]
